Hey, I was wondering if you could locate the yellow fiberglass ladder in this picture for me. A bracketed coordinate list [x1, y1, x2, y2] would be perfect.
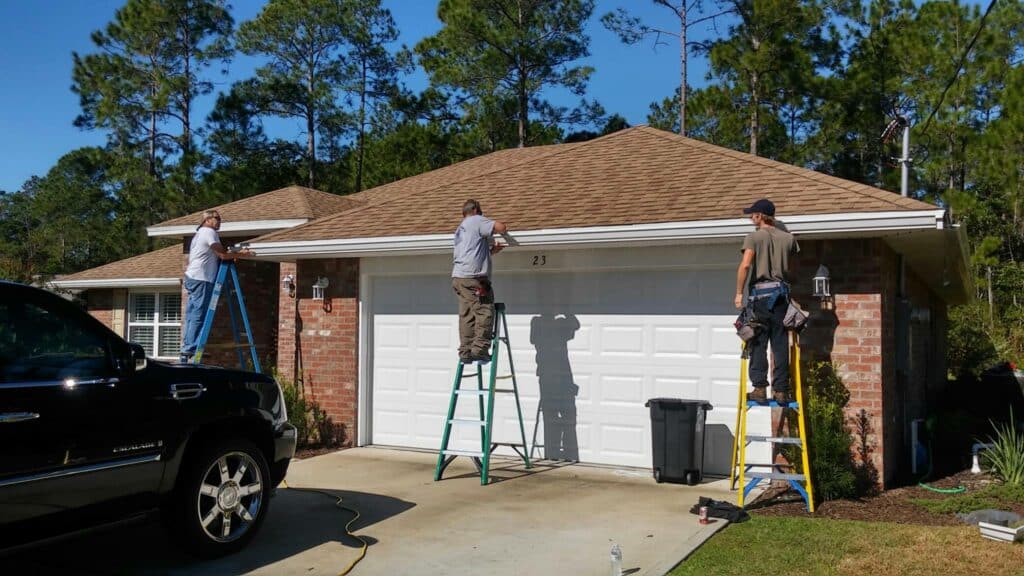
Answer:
[729, 333, 814, 512]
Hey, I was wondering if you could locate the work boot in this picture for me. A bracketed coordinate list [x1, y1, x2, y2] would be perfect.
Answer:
[746, 386, 768, 403]
[772, 390, 793, 405]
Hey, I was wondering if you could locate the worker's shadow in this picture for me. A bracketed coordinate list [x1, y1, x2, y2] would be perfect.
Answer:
[530, 313, 581, 462]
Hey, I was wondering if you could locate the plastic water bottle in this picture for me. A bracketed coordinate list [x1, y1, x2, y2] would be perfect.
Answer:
[610, 543, 622, 576]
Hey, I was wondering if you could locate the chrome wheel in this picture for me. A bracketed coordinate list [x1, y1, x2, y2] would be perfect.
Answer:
[196, 451, 264, 543]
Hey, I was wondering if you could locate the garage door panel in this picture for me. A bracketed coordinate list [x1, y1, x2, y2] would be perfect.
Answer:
[369, 266, 763, 470]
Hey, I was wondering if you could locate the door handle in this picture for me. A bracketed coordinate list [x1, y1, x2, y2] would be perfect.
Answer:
[0, 412, 40, 423]
[170, 383, 204, 400]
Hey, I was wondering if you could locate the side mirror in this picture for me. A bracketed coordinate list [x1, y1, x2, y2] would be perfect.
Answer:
[129, 343, 148, 373]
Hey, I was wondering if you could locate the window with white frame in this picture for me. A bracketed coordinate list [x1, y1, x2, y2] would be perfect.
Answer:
[127, 291, 182, 358]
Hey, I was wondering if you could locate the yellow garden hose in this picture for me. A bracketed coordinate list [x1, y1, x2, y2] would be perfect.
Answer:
[281, 480, 368, 575]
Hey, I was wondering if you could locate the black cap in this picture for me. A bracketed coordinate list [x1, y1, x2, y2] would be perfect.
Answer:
[743, 198, 775, 216]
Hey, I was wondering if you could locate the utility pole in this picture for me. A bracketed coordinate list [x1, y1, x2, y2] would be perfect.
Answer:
[881, 116, 911, 197]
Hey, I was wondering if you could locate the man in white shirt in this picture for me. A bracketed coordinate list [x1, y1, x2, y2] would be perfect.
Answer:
[180, 210, 253, 363]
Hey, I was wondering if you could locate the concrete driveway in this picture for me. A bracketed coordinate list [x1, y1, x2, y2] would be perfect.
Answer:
[5, 448, 738, 575]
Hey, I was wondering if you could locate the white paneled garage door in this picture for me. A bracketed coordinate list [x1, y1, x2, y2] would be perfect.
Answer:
[362, 246, 770, 474]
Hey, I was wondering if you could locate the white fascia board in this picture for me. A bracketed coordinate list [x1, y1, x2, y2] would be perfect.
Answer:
[147, 219, 309, 238]
[248, 209, 947, 259]
[50, 278, 181, 289]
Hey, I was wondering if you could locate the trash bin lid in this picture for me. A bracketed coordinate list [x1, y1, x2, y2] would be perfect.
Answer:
[644, 398, 713, 410]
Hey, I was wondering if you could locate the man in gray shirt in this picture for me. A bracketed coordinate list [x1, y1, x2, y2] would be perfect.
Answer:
[452, 199, 508, 362]
[735, 198, 799, 404]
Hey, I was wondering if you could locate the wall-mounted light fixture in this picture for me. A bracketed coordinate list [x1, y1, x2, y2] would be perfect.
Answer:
[813, 264, 832, 309]
[281, 274, 296, 298]
[312, 276, 330, 301]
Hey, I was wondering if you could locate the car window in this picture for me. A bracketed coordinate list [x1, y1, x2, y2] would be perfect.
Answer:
[0, 297, 112, 383]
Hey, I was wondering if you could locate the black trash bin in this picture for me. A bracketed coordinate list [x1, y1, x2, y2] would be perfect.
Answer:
[645, 398, 713, 485]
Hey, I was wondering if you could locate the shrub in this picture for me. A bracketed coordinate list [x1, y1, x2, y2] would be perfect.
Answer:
[272, 368, 341, 448]
[788, 362, 858, 501]
[982, 409, 1024, 485]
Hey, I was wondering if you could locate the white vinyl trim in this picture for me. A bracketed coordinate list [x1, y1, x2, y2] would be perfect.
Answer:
[50, 278, 181, 289]
[248, 210, 947, 259]
[147, 219, 309, 238]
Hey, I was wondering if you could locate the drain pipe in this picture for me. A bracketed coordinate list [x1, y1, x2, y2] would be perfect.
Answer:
[971, 442, 995, 474]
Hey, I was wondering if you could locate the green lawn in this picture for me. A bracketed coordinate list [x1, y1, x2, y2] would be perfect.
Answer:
[671, 516, 1024, 576]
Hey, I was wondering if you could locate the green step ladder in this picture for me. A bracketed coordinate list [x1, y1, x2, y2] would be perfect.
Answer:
[191, 259, 261, 373]
[434, 303, 531, 485]
[729, 334, 814, 511]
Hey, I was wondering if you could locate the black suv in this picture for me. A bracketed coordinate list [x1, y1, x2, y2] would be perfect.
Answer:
[0, 281, 296, 557]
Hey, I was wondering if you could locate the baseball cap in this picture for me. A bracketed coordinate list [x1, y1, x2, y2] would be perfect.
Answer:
[742, 198, 775, 216]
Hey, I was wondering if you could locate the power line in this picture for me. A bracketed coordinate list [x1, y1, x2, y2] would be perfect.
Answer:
[920, 0, 999, 134]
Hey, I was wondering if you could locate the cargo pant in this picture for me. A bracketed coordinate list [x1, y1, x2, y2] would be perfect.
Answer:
[452, 276, 494, 359]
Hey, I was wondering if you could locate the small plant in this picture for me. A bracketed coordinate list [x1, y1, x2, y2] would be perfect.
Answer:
[272, 368, 342, 448]
[982, 409, 1024, 485]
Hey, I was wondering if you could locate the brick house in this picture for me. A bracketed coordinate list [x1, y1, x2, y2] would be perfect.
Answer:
[56, 127, 970, 488]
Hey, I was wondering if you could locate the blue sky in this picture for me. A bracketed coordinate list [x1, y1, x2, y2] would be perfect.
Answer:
[0, 1, 718, 192]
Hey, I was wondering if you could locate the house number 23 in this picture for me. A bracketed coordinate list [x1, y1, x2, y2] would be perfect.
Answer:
[532, 255, 547, 266]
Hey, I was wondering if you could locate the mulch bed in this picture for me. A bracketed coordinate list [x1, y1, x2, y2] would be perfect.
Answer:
[748, 469, 1020, 526]
[294, 446, 344, 460]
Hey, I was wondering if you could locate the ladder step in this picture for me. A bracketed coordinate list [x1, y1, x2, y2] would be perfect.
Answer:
[741, 462, 794, 469]
[746, 436, 803, 445]
[455, 390, 487, 396]
[448, 419, 486, 426]
[493, 388, 516, 393]
[747, 472, 806, 481]
[490, 442, 526, 447]
[441, 449, 485, 458]
[746, 400, 800, 409]
[495, 375, 513, 380]
[460, 372, 480, 379]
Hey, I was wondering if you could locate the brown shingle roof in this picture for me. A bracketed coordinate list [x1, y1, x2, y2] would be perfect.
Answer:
[151, 185, 361, 228]
[257, 126, 937, 243]
[61, 244, 183, 281]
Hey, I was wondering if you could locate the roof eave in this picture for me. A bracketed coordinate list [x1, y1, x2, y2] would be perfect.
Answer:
[147, 219, 310, 238]
[50, 278, 181, 289]
[248, 209, 948, 259]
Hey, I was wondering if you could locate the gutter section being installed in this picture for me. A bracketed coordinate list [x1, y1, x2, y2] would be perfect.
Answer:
[147, 219, 309, 238]
[249, 209, 947, 259]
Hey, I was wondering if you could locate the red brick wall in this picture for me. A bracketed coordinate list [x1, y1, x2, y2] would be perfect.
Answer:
[83, 289, 125, 335]
[275, 258, 360, 446]
[791, 239, 889, 485]
[791, 238, 949, 488]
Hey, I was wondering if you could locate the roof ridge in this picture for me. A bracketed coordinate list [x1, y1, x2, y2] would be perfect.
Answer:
[256, 141, 591, 241]
[637, 127, 935, 211]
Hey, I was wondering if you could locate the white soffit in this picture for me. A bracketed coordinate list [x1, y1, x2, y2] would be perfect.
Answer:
[50, 278, 181, 289]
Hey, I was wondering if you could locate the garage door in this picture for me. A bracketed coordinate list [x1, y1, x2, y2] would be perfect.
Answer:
[365, 247, 770, 474]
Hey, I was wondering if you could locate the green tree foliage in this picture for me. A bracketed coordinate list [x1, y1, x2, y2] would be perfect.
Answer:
[341, 0, 408, 192]
[0, 149, 121, 282]
[72, 0, 233, 211]
[602, 1, 732, 136]
[416, 0, 603, 148]
[236, 0, 351, 188]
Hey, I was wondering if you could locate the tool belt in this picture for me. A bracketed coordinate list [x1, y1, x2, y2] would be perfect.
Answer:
[473, 277, 492, 297]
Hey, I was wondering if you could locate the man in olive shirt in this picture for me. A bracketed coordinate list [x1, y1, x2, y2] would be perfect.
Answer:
[734, 199, 800, 403]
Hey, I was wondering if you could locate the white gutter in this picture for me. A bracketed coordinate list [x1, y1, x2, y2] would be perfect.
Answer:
[248, 210, 947, 259]
[147, 219, 309, 238]
[50, 278, 181, 289]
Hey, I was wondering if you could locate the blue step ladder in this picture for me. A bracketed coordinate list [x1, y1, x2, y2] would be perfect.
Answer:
[191, 260, 261, 373]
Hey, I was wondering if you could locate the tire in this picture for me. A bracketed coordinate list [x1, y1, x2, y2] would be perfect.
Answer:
[685, 471, 699, 486]
[653, 468, 663, 483]
[165, 437, 272, 558]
